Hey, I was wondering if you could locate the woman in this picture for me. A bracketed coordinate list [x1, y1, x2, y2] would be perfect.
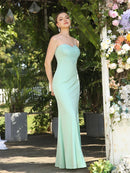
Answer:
[44, 12, 86, 169]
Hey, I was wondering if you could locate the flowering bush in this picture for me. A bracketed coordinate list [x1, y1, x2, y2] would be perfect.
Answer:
[112, 156, 130, 173]
[106, 0, 129, 28]
[88, 159, 114, 173]
[109, 85, 130, 122]
[101, 0, 130, 123]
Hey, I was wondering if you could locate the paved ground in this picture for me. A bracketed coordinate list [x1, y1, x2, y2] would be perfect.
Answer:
[0, 132, 106, 173]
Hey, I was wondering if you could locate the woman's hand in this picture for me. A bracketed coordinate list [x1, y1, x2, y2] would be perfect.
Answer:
[51, 90, 55, 96]
[49, 83, 55, 96]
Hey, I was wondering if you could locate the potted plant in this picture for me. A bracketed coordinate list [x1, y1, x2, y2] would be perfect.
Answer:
[5, 88, 32, 141]
[80, 70, 104, 137]
[88, 159, 115, 173]
[4, 65, 35, 141]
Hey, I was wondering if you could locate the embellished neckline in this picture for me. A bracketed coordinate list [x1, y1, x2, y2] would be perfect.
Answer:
[56, 44, 78, 51]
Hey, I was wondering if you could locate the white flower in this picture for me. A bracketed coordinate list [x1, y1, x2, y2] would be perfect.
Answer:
[113, 104, 120, 112]
[110, 104, 120, 114]
[106, 53, 109, 57]
[117, 51, 122, 55]
[108, 47, 114, 54]
[117, 28, 124, 34]
[109, 63, 117, 69]
[109, 96, 114, 101]
[117, 68, 124, 73]
[118, 58, 123, 63]
[118, 101, 122, 105]
[108, 30, 112, 34]
[114, 111, 120, 117]
[120, 49, 127, 55]
[106, 38, 111, 45]
[119, 62, 125, 68]
[110, 106, 115, 114]
[126, 57, 130, 64]
[101, 41, 109, 50]
[125, 64, 130, 70]
[122, 105, 127, 111]
[122, 44, 130, 52]
[110, 35, 116, 40]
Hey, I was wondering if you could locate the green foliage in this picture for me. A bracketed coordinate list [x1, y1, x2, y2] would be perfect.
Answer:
[0, 7, 46, 112]
[60, 0, 100, 49]
[31, 113, 50, 134]
[0, 121, 5, 139]
[88, 159, 114, 173]
[30, 82, 58, 133]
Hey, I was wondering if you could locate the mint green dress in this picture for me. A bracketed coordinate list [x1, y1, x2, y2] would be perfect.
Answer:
[52, 44, 86, 169]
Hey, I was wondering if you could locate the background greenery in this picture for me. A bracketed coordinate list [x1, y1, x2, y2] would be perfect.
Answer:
[0, 0, 103, 135]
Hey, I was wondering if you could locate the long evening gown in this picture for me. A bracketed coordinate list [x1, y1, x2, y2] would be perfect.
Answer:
[52, 43, 86, 169]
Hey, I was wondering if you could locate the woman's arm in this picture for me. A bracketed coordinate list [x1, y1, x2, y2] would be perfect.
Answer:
[44, 36, 57, 96]
[76, 39, 79, 47]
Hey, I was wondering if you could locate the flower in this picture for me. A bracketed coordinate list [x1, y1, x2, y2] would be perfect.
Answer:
[112, 19, 119, 26]
[126, 57, 130, 64]
[126, 33, 130, 42]
[101, 38, 111, 50]
[125, 63, 130, 70]
[110, 106, 115, 114]
[117, 35, 125, 42]
[112, 3, 119, 10]
[117, 67, 124, 73]
[108, 30, 112, 34]
[122, 44, 130, 52]
[101, 42, 109, 50]
[106, 53, 109, 57]
[109, 77, 120, 89]
[118, 60, 125, 68]
[108, 63, 117, 69]
[117, 28, 124, 34]
[109, 96, 114, 101]
[110, 104, 120, 115]
[114, 43, 122, 51]
[120, 9, 130, 31]
[108, 47, 114, 54]
[110, 35, 116, 40]
[109, 10, 118, 18]
[113, 157, 130, 173]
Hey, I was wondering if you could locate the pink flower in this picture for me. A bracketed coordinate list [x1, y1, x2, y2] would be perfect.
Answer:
[112, 3, 119, 10]
[109, 10, 118, 18]
[112, 3, 118, 10]
[112, 19, 119, 26]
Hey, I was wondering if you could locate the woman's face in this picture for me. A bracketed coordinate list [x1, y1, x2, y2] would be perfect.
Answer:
[56, 12, 71, 29]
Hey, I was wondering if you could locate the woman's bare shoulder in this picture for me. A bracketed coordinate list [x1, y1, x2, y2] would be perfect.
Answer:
[49, 34, 62, 46]
[73, 38, 79, 47]
[50, 34, 61, 41]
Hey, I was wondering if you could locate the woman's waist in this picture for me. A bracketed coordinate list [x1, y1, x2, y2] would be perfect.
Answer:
[53, 74, 79, 85]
